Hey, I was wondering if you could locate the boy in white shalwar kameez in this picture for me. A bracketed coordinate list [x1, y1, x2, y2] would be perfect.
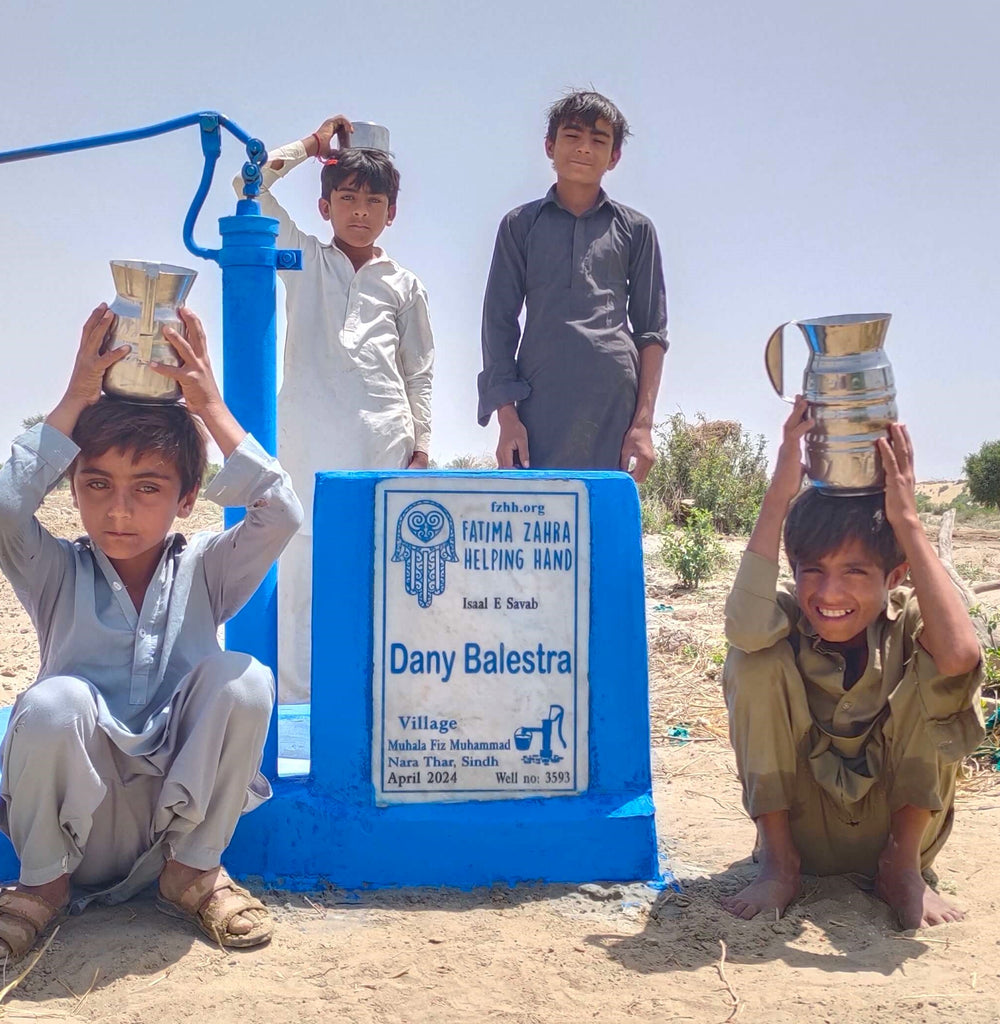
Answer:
[0, 306, 302, 961]
[234, 115, 434, 704]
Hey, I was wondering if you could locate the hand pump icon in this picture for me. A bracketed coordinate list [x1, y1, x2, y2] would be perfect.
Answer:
[514, 705, 567, 765]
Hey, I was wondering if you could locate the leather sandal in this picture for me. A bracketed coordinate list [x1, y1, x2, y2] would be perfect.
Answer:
[156, 866, 273, 949]
[0, 888, 67, 964]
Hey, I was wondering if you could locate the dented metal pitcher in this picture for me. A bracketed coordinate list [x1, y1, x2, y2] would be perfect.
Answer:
[103, 260, 198, 403]
[765, 313, 897, 494]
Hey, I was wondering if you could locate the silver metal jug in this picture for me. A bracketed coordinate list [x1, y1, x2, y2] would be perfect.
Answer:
[103, 260, 198, 403]
[765, 313, 897, 494]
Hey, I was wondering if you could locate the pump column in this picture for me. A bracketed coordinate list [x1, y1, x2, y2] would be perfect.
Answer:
[217, 200, 301, 778]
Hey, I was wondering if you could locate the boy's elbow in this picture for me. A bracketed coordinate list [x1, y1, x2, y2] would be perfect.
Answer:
[924, 630, 983, 677]
[260, 488, 304, 543]
[723, 619, 770, 654]
[723, 595, 773, 653]
[285, 493, 305, 535]
[938, 644, 983, 678]
[725, 635, 771, 655]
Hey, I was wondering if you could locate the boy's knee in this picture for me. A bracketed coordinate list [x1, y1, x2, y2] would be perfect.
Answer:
[14, 676, 98, 733]
[722, 643, 798, 711]
[195, 652, 274, 717]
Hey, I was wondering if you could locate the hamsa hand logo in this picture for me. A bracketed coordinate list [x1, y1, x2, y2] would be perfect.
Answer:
[392, 500, 458, 608]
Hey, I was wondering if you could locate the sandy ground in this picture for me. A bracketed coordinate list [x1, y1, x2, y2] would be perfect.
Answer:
[1, 490, 999, 1023]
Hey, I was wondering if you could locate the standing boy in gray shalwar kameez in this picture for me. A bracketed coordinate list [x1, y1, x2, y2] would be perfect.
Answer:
[0, 304, 303, 961]
[478, 90, 668, 482]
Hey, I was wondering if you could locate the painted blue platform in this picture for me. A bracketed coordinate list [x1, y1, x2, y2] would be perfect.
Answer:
[224, 470, 660, 890]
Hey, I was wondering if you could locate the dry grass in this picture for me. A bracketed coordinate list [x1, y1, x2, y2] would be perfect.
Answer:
[645, 535, 744, 744]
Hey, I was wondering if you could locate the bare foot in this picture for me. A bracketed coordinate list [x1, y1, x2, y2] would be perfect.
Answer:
[721, 862, 801, 921]
[875, 865, 964, 929]
[875, 806, 965, 929]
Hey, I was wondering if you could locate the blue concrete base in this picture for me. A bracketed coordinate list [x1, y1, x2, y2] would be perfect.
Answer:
[227, 471, 661, 891]
[225, 781, 657, 890]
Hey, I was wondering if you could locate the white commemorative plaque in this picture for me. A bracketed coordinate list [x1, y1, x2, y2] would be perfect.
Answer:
[373, 479, 590, 805]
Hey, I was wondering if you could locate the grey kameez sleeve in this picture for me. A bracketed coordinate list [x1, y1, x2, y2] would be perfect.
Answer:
[477, 214, 533, 425]
[627, 219, 669, 351]
[200, 434, 304, 624]
[0, 423, 79, 616]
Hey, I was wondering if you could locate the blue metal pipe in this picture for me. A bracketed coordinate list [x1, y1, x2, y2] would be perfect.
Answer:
[0, 112, 210, 165]
[183, 116, 223, 261]
[0, 111, 256, 166]
[219, 202, 282, 776]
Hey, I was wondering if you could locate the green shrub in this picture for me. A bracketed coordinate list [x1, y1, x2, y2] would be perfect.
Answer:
[947, 489, 1000, 525]
[640, 497, 671, 535]
[956, 562, 986, 583]
[964, 441, 1000, 508]
[969, 604, 1000, 688]
[640, 413, 768, 535]
[661, 507, 725, 588]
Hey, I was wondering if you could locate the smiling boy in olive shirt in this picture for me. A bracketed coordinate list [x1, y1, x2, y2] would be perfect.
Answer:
[723, 398, 983, 929]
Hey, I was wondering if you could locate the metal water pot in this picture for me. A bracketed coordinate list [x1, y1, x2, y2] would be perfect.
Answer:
[102, 260, 198, 403]
[344, 121, 390, 152]
[765, 313, 897, 494]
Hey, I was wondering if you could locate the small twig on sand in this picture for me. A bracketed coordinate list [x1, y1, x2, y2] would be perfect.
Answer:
[890, 935, 953, 946]
[73, 966, 99, 1013]
[684, 789, 735, 813]
[55, 977, 78, 999]
[0, 925, 61, 1004]
[303, 895, 325, 916]
[715, 939, 742, 1022]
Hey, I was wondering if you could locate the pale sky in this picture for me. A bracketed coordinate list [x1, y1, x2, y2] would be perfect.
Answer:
[2, 0, 997, 479]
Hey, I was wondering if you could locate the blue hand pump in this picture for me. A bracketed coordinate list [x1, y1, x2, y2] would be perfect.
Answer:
[0, 113, 302, 779]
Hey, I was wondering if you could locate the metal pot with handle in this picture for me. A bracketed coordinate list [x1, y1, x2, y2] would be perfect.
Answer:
[765, 313, 897, 494]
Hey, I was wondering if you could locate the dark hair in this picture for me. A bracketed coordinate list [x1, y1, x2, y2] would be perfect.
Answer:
[784, 488, 905, 575]
[546, 90, 631, 150]
[320, 148, 400, 205]
[71, 398, 207, 497]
